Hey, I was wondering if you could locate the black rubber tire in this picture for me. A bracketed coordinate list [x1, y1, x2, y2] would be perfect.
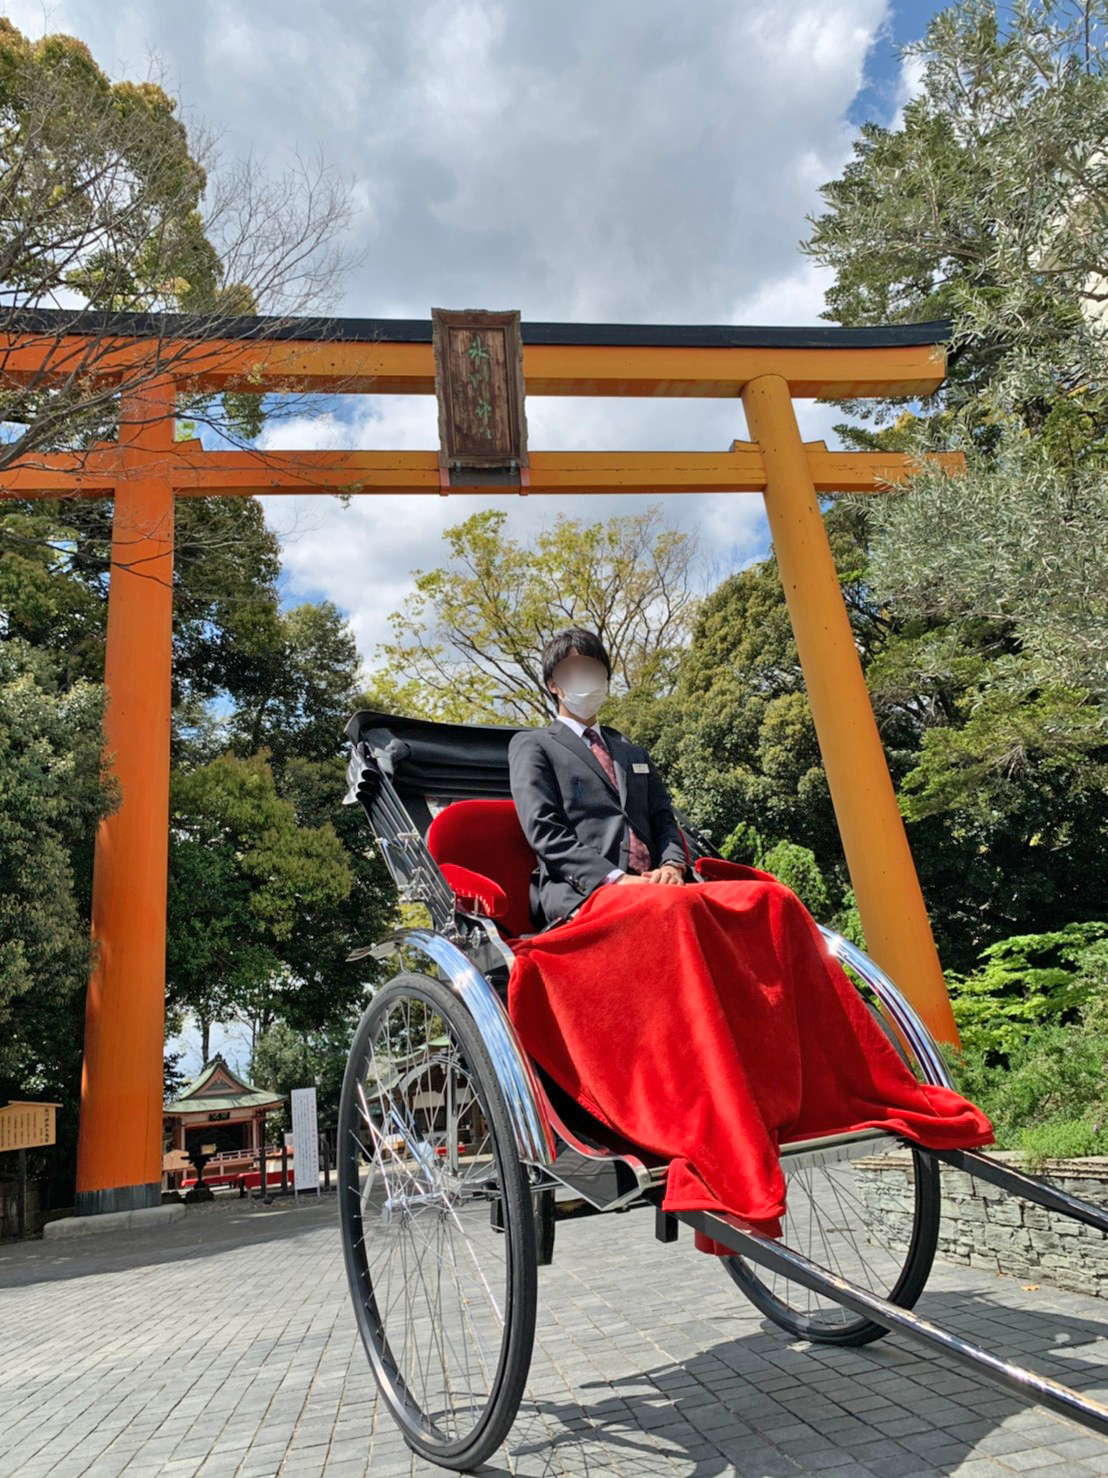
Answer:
[723, 1143, 941, 1346]
[338, 970, 537, 1469]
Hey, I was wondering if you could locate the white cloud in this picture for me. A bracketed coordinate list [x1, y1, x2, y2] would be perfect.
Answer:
[258, 393, 777, 669]
[7, 0, 896, 666]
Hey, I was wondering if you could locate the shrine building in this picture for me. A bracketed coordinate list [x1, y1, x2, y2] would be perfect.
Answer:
[163, 1055, 285, 1191]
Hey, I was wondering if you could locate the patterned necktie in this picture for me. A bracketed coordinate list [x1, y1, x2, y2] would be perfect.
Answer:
[583, 726, 652, 875]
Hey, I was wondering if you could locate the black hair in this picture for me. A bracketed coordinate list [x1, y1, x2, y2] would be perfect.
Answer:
[540, 627, 612, 692]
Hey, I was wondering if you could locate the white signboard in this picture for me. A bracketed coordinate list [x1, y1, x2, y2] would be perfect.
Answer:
[290, 1087, 320, 1195]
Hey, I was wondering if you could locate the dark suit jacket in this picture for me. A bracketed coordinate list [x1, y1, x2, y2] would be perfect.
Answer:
[507, 719, 688, 928]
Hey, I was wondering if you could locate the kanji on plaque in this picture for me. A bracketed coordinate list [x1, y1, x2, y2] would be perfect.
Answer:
[0, 1101, 59, 1152]
[432, 308, 529, 470]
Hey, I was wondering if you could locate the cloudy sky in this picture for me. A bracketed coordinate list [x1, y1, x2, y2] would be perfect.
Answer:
[12, 0, 947, 672]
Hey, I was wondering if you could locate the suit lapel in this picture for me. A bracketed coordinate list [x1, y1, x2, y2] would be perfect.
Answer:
[546, 719, 619, 795]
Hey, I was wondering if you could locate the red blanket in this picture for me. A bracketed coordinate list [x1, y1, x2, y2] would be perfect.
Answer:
[507, 869, 993, 1247]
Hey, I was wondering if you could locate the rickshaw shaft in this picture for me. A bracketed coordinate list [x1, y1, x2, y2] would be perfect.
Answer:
[678, 1209, 1108, 1440]
[922, 1147, 1108, 1236]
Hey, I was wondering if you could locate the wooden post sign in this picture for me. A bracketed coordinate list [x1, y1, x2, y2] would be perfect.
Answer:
[0, 1100, 59, 1152]
[431, 308, 529, 475]
[290, 1085, 320, 1196]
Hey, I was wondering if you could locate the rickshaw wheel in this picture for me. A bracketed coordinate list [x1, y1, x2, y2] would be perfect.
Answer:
[722, 993, 942, 1346]
[722, 1142, 940, 1345]
[338, 970, 537, 1470]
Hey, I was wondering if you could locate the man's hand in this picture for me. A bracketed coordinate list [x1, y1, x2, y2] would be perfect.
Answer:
[618, 863, 684, 886]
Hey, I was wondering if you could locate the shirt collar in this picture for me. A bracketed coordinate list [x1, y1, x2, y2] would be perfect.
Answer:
[556, 712, 602, 742]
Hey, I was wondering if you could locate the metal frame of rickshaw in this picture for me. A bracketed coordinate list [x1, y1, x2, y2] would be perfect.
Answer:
[340, 710, 1108, 1461]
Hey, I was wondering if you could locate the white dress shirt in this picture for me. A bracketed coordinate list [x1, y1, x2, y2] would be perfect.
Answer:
[555, 713, 626, 884]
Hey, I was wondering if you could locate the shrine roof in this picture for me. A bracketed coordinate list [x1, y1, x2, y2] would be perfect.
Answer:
[164, 1054, 285, 1116]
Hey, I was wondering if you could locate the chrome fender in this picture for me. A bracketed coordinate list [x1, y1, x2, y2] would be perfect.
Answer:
[368, 927, 556, 1167]
[817, 926, 954, 1089]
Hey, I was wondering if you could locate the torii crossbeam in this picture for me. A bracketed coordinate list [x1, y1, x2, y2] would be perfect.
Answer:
[0, 311, 961, 1215]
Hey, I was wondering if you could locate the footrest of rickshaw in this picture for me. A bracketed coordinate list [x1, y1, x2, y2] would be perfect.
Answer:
[529, 1066, 668, 1211]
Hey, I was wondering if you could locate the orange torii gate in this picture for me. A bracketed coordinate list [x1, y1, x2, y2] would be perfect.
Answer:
[0, 311, 962, 1216]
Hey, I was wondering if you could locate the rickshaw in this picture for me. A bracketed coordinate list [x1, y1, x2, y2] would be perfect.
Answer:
[338, 709, 1108, 1472]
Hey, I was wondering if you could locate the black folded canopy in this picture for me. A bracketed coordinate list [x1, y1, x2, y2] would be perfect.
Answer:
[344, 708, 523, 805]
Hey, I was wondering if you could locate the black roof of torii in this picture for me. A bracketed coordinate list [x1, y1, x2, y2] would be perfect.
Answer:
[0, 306, 952, 350]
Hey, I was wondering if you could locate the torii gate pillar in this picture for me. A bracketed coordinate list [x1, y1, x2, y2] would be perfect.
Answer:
[742, 373, 951, 1031]
[75, 381, 175, 1214]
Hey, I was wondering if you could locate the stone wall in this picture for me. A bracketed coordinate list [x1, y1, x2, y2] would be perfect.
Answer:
[854, 1150, 1108, 1300]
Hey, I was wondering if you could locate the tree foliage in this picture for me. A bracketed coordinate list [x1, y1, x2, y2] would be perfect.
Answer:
[947, 919, 1108, 1060]
[1, 488, 291, 720]
[807, 0, 1108, 415]
[604, 501, 906, 880]
[0, 21, 382, 1195]
[945, 922, 1108, 1158]
[788, 0, 1108, 970]
[804, 0, 1108, 699]
[0, 640, 114, 1195]
[167, 751, 352, 1061]
[366, 506, 702, 724]
[0, 17, 357, 463]
[249, 1016, 359, 1137]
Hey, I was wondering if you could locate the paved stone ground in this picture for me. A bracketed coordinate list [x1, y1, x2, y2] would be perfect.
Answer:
[1, 1193, 1107, 1478]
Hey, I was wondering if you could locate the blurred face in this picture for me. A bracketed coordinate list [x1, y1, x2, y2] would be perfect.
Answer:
[551, 654, 607, 691]
[549, 651, 609, 719]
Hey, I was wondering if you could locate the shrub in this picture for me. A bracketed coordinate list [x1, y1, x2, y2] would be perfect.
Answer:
[828, 887, 866, 949]
[759, 839, 831, 920]
[946, 922, 1108, 1063]
[1017, 1119, 1108, 1169]
[944, 964, 1108, 1159]
[719, 821, 764, 866]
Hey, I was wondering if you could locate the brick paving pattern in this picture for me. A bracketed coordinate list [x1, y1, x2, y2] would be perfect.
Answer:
[1, 1193, 1107, 1478]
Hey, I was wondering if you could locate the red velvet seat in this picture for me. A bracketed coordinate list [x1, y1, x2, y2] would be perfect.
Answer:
[426, 798, 538, 939]
[426, 799, 776, 941]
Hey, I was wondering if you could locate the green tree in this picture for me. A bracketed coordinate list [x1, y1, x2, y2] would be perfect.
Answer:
[168, 595, 395, 1068]
[366, 505, 702, 723]
[759, 840, 831, 920]
[1, 489, 291, 727]
[604, 501, 909, 902]
[944, 924, 1108, 1159]
[0, 19, 367, 1196]
[0, 640, 115, 1192]
[231, 600, 362, 766]
[947, 920, 1108, 1061]
[223, 598, 395, 1036]
[806, 0, 1108, 420]
[804, 0, 1108, 696]
[798, 0, 1108, 967]
[250, 1016, 359, 1136]
[856, 427, 1108, 699]
[0, 18, 355, 463]
[166, 752, 353, 1061]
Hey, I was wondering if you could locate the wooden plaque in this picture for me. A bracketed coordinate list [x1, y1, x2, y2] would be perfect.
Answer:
[431, 308, 529, 470]
[0, 1100, 59, 1151]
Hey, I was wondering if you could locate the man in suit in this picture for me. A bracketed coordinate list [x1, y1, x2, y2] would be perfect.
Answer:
[508, 627, 689, 928]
